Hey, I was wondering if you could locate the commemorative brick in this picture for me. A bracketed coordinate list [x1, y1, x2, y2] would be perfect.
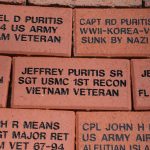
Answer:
[131, 59, 150, 110]
[0, 5, 72, 56]
[0, 56, 11, 107]
[76, 112, 150, 150]
[74, 9, 150, 57]
[0, 108, 75, 150]
[12, 57, 131, 110]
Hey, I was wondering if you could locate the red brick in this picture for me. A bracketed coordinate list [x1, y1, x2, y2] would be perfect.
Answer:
[12, 57, 131, 110]
[76, 112, 150, 150]
[74, 9, 150, 57]
[145, 0, 150, 7]
[0, 56, 11, 107]
[29, 0, 73, 6]
[0, 5, 72, 56]
[74, 0, 142, 7]
[131, 59, 150, 110]
[0, 0, 25, 4]
[0, 108, 75, 150]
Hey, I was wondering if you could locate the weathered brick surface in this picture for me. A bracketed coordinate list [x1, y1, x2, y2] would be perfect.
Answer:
[144, 0, 150, 7]
[29, 0, 142, 7]
[0, 0, 25, 4]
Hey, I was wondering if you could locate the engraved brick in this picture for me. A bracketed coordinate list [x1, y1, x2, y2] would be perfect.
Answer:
[12, 57, 131, 110]
[76, 112, 150, 150]
[74, 9, 150, 57]
[131, 59, 150, 110]
[0, 56, 11, 107]
[0, 5, 72, 56]
[0, 108, 75, 150]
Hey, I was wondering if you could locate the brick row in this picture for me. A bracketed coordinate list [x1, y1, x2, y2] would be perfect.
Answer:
[0, 0, 144, 7]
[1, 56, 150, 110]
[0, 109, 149, 150]
[0, 5, 150, 56]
